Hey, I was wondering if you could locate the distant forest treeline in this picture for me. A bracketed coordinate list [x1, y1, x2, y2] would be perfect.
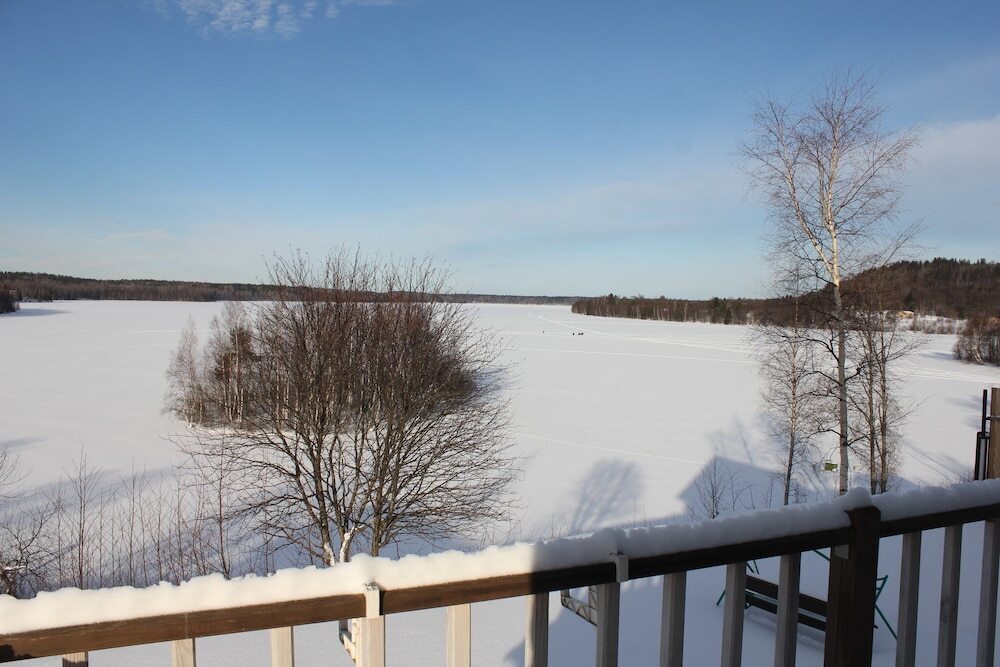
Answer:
[572, 258, 1000, 325]
[0, 272, 579, 305]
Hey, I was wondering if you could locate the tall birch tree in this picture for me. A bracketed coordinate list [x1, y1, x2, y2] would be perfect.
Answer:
[741, 71, 918, 494]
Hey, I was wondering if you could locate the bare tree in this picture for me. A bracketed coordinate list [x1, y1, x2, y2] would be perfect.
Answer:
[741, 71, 918, 494]
[166, 317, 204, 424]
[955, 315, 1000, 366]
[690, 455, 750, 520]
[167, 250, 515, 566]
[753, 289, 824, 505]
[0, 449, 57, 597]
[848, 272, 923, 493]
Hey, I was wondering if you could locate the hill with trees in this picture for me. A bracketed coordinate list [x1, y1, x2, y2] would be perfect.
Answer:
[0, 272, 579, 305]
[572, 259, 1000, 326]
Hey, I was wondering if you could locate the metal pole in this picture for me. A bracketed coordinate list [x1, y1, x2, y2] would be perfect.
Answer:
[989, 388, 1000, 478]
[980, 390, 989, 479]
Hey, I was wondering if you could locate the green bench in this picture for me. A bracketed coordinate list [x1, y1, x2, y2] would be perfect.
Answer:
[743, 574, 829, 631]
[715, 554, 896, 639]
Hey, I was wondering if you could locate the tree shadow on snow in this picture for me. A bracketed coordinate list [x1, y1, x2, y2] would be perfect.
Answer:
[565, 459, 646, 535]
[680, 454, 787, 521]
[498, 455, 794, 665]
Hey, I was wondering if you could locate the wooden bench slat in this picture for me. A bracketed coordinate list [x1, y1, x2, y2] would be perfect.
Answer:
[745, 575, 827, 632]
[747, 575, 827, 616]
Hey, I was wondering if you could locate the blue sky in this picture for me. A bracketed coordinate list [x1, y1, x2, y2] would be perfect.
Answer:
[1, 1, 998, 296]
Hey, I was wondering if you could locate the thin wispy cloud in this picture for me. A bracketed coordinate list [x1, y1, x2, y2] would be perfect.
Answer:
[155, 0, 399, 38]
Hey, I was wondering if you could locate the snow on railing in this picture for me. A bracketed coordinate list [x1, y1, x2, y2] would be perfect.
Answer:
[3, 479, 1000, 666]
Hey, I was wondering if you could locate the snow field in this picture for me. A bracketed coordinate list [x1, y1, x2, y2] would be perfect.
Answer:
[2, 301, 1000, 665]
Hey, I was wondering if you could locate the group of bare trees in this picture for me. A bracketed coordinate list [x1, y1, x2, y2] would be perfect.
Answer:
[955, 314, 1000, 366]
[166, 251, 515, 567]
[744, 71, 923, 501]
[1, 252, 515, 598]
[0, 449, 262, 598]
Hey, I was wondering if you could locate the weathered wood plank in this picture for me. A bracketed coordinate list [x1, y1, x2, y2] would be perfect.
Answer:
[594, 582, 620, 667]
[446, 604, 471, 667]
[659, 571, 685, 667]
[270, 626, 294, 667]
[721, 562, 746, 667]
[881, 503, 1000, 538]
[937, 524, 962, 667]
[525, 593, 549, 667]
[977, 519, 1000, 667]
[0, 594, 362, 661]
[11, 497, 1000, 664]
[358, 617, 384, 667]
[895, 532, 921, 667]
[171, 638, 195, 667]
[824, 506, 880, 667]
[774, 552, 800, 667]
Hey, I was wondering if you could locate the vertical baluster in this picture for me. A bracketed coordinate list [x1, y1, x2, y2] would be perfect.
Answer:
[358, 617, 385, 667]
[721, 562, 746, 667]
[357, 583, 385, 667]
[937, 524, 963, 667]
[594, 582, 621, 667]
[659, 571, 686, 667]
[172, 638, 196, 667]
[774, 553, 800, 667]
[61, 653, 88, 667]
[896, 532, 922, 667]
[977, 519, 1000, 667]
[525, 593, 549, 667]
[270, 626, 294, 667]
[446, 603, 472, 667]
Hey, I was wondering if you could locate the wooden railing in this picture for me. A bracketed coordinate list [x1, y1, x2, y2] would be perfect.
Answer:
[3, 484, 1000, 667]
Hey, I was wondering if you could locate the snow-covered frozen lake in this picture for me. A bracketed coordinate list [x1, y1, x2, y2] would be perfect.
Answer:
[3, 301, 1000, 665]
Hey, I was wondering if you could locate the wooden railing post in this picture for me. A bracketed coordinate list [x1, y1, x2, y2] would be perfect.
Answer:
[594, 582, 620, 667]
[594, 554, 627, 667]
[171, 638, 196, 667]
[721, 562, 747, 667]
[358, 583, 385, 667]
[658, 571, 686, 667]
[895, 532, 922, 667]
[774, 553, 801, 667]
[446, 604, 472, 667]
[824, 505, 881, 667]
[525, 593, 549, 667]
[977, 519, 1000, 667]
[270, 626, 294, 667]
[937, 524, 963, 667]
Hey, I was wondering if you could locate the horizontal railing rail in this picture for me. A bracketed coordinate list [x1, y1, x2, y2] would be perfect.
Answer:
[0, 526, 858, 661]
[3, 482, 1000, 666]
